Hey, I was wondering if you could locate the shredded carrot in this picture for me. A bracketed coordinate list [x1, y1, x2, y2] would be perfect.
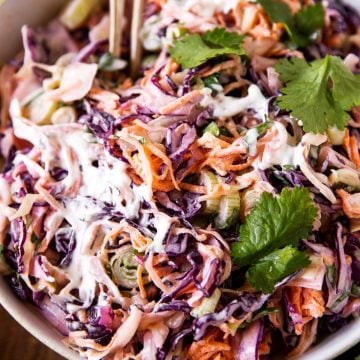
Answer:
[179, 183, 207, 194]
[344, 127, 353, 157]
[34, 183, 65, 212]
[137, 265, 147, 300]
[223, 80, 248, 95]
[301, 288, 325, 319]
[337, 189, 360, 219]
[117, 77, 133, 91]
[119, 135, 179, 192]
[286, 286, 325, 335]
[128, 227, 152, 252]
[188, 329, 232, 360]
[127, 168, 143, 186]
[141, 68, 153, 87]
[202, 156, 253, 174]
[344, 128, 360, 168]
[152, 179, 176, 192]
[198, 132, 233, 149]
[0, 65, 17, 128]
[163, 58, 180, 76]
[351, 106, 360, 124]
[148, 0, 166, 7]
[176, 149, 207, 181]
[145, 143, 180, 190]
[144, 252, 169, 293]
[198, 184, 241, 201]
[224, 119, 241, 138]
[350, 136, 360, 168]
[200, 59, 238, 78]
[124, 123, 149, 138]
[214, 12, 226, 27]
[176, 282, 197, 297]
[258, 330, 272, 356]
[159, 90, 201, 114]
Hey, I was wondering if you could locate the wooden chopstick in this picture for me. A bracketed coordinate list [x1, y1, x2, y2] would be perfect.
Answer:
[130, 0, 145, 78]
[109, 0, 125, 58]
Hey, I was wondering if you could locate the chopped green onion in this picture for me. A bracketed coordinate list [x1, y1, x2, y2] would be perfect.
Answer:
[191, 288, 221, 317]
[51, 106, 77, 125]
[98, 53, 114, 70]
[98, 52, 127, 72]
[27, 94, 58, 125]
[215, 191, 240, 229]
[110, 245, 140, 289]
[252, 307, 279, 322]
[203, 122, 220, 137]
[351, 282, 360, 297]
[326, 127, 345, 145]
[329, 169, 360, 189]
[60, 0, 99, 30]
[330, 290, 350, 310]
[326, 264, 336, 286]
[200, 170, 220, 214]
[203, 74, 221, 95]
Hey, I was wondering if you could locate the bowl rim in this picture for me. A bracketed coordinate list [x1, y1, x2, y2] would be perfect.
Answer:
[0, 277, 79, 360]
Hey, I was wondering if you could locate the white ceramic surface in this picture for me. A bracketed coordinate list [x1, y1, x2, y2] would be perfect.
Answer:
[0, 0, 67, 62]
[0, 1, 360, 359]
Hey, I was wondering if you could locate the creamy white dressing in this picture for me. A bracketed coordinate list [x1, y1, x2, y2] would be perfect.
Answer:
[252, 122, 299, 170]
[200, 84, 269, 120]
[141, 15, 163, 52]
[150, 213, 174, 253]
[244, 128, 259, 156]
[169, 0, 238, 18]
[58, 142, 145, 309]
[10, 108, 154, 309]
[254, 142, 301, 170]
[253, 123, 330, 170]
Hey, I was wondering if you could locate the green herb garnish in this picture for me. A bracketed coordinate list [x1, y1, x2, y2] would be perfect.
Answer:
[170, 28, 245, 69]
[275, 55, 360, 133]
[231, 187, 317, 293]
[246, 246, 310, 293]
[258, 0, 324, 47]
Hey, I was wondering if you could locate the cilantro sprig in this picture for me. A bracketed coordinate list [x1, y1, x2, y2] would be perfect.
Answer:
[246, 246, 310, 293]
[231, 187, 317, 293]
[275, 55, 360, 133]
[169, 28, 245, 69]
[258, 0, 324, 47]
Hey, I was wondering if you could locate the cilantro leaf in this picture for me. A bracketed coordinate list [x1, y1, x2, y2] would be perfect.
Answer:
[257, 0, 293, 30]
[231, 187, 317, 267]
[246, 246, 310, 294]
[258, 0, 324, 47]
[169, 28, 245, 69]
[275, 55, 360, 133]
[294, 3, 325, 36]
[329, 56, 360, 111]
[202, 28, 245, 50]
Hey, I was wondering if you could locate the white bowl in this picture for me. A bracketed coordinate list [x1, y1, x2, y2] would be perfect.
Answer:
[0, 1, 360, 359]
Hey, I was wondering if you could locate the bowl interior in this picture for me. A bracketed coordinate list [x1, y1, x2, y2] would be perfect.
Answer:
[0, 0, 67, 61]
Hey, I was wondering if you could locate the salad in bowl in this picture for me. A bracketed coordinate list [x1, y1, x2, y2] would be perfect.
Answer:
[0, 0, 360, 359]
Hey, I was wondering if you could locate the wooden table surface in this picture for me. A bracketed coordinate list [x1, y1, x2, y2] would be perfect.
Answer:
[1, 303, 359, 360]
[0, 305, 63, 360]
